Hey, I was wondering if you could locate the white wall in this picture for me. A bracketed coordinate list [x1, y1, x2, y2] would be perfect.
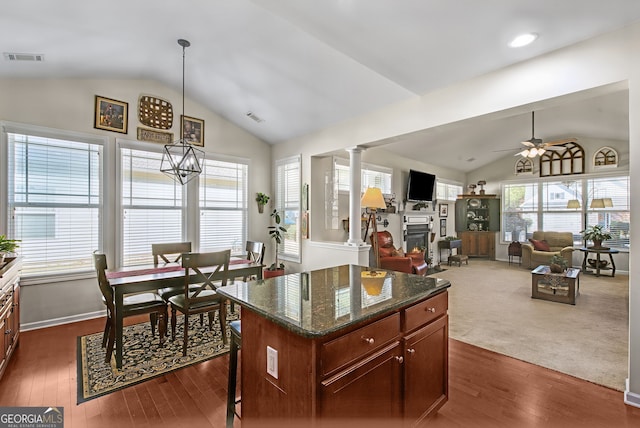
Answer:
[0, 78, 272, 328]
[271, 23, 640, 405]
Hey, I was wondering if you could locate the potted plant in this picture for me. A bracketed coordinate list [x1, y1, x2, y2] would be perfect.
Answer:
[256, 192, 270, 213]
[264, 209, 286, 278]
[549, 254, 568, 273]
[581, 225, 612, 249]
[0, 234, 20, 264]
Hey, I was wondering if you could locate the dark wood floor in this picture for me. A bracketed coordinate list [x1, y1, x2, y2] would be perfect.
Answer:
[2, 317, 640, 428]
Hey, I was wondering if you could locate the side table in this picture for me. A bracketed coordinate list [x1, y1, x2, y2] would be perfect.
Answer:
[438, 239, 462, 265]
[578, 247, 619, 277]
[508, 241, 522, 265]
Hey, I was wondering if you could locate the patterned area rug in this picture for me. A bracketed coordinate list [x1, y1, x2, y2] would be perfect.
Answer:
[77, 311, 238, 403]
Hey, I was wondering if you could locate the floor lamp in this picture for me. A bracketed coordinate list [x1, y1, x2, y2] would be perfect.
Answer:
[361, 187, 387, 268]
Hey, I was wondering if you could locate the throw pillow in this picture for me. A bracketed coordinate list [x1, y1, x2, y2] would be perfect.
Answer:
[529, 238, 551, 252]
[391, 247, 405, 257]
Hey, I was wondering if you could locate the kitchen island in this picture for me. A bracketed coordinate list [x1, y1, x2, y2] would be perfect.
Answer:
[217, 264, 450, 427]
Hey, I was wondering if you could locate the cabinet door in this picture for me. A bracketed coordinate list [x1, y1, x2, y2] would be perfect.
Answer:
[10, 282, 19, 348]
[319, 342, 403, 419]
[460, 232, 477, 256]
[454, 199, 466, 232]
[0, 314, 6, 370]
[488, 198, 501, 231]
[477, 233, 491, 256]
[403, 315, 448, 422]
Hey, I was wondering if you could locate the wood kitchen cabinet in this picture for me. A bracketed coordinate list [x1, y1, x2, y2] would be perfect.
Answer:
[218, 265, 451, 427]
[0, 257, 21, 381]
[460, 231, 496, 259]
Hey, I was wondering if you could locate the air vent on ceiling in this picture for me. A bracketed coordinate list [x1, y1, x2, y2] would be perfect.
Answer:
[4, 52, 45, 62]
[246, 111, 264, 123]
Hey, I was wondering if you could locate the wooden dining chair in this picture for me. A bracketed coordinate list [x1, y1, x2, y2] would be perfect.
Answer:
[168, 250, 230, 356]
[245, 240, 265, 265]
[93, 253, 168, 363]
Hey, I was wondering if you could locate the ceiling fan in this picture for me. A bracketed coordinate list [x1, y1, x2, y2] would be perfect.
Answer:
[515, 111, 577, 158]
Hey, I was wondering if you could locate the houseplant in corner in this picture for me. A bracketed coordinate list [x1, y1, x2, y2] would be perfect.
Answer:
[264, 209, 286, 278]
[0, 234, 20, 264]
[256, 192, 270, 213]
[581, 224, 612, 249]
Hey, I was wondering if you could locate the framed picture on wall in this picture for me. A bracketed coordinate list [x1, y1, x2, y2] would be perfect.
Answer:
[181, 115, 205, 146]
[94, 95, 128, 134]
[439, 203, 448, 218]
[440, 218, 447, 237]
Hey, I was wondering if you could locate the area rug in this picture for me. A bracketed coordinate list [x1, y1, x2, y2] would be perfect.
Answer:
[77, 311, 238, 403]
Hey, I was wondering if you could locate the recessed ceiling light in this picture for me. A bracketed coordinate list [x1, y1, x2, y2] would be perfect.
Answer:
[509, 33, 538, 48]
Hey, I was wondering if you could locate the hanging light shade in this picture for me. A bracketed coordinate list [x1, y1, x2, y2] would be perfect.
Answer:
[603, 197, 614, 208]
[566, 199, 581, 209]
[590, 198, 606, 209]
[160, 39, 204, 185]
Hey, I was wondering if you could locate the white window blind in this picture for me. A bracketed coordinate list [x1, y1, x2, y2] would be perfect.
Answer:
[334, 158, 392, 194]
[436, 181, 463, 201]
[6, 131, 102, 275]
[121, 147, 183, 266]
[199, 157, 248, 254]
[275, 156, 301, 262]
[586, 176, 630, 250]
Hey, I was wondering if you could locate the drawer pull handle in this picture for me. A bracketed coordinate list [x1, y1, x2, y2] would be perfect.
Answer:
[407, 348, 415, 355]
[425, 307, 436, 313]
[362, 336, 375, 345]
[395, 356, 404, 364]
[5, 329, 11, 335]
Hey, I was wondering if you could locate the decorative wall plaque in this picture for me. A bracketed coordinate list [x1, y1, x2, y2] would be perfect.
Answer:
[138, 95, 173, 129]
[137, 127, 173, 144]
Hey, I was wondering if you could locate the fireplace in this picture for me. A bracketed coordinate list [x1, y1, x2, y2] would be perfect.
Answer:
[402, 214, 433, 260]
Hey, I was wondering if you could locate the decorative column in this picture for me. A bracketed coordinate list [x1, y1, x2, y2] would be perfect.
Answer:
[346, 147, 365, 246]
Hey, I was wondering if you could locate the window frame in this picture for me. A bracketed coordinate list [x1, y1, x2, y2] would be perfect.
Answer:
[2, 121, 106, 281]
[501, 173, 630, 251]
[274, 155, 301, 264]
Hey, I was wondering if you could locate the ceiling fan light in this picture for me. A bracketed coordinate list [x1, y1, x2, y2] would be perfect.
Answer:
[517, 149, 530, 157]
[527, 148, 538, 158]
[537, 148, 545, 156]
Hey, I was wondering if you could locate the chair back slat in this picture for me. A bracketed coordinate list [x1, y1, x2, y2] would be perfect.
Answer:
[152, 242, 192, 266]
[93, 253, 114, 312]
[182, 250, 230, 303]
[245, 240, 265, 264]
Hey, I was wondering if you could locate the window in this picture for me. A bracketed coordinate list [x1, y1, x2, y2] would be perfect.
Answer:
[4, 126, 103, 276]
[502, 175, 629, 250]
[199, 157, 248, 254]
[275, 155, 301, 262]
[120, 145, 183, 266]
[436, 180, 463, 201]
[334, 158, 392, 195]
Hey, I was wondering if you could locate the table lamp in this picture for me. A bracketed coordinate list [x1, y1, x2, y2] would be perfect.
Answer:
[361, 187, 387, 267]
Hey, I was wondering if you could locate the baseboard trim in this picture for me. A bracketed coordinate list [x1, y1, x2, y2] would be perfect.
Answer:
[21, 311, 104, 332]
[624, 378, 640, 408]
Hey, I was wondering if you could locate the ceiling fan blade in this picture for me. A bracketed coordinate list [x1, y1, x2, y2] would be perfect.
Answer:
[521, 140, 535, 147]
[544, 138, 577, 146]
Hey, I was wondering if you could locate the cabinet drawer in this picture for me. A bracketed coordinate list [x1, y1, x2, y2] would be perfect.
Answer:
[321, 313, 400, 376]
[404, 291, 447, 332]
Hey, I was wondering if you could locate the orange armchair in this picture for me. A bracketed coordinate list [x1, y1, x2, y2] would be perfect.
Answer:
[372, 231, 428, 276]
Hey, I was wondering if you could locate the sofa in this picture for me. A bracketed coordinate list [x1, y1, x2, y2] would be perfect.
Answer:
[521, 231, 574, 269]
[373, 231, 428, 276]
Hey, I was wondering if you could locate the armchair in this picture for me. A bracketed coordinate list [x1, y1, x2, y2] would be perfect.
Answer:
[372, 231, 428, 276]
[521, 231, 574, 269]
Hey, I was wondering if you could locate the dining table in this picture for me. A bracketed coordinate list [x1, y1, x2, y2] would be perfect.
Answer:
[106, 257, 263, 368]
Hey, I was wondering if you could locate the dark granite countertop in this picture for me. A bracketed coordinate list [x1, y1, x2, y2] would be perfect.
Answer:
[217, 264, 450, 338]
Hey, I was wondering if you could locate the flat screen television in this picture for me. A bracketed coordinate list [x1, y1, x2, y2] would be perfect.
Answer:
[406, 169, 436, 202]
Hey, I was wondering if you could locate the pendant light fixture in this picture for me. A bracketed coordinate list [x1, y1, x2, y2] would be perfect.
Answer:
[160, 39, 205, 185]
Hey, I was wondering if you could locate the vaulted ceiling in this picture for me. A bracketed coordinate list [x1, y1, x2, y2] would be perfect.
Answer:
[2, 1, 639, 171]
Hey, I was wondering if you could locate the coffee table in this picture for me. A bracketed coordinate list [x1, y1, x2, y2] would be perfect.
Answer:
[531, 265, 580, 305]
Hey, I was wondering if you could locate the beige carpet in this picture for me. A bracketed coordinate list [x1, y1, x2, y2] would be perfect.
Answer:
[433, 259, 628, 391]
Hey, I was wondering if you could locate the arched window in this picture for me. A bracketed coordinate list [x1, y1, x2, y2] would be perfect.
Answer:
[539, 142, 585, 177]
